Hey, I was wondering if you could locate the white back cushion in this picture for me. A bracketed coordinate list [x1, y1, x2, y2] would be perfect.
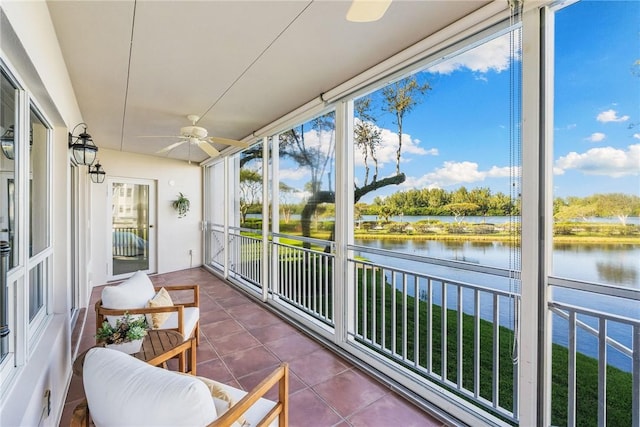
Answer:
[101, 270, 156, 326]
[160, 307, 200, 340]
[83, 347, 217, 427]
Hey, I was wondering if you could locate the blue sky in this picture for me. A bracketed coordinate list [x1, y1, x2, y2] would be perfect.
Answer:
[276, 0, 638, 205]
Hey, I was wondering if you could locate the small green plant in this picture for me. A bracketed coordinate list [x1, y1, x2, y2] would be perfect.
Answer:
[95, 313, 148, 345]
[173, 192, 190, 218]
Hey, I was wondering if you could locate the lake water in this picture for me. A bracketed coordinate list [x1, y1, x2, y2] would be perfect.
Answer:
[353, 237, 639, 372]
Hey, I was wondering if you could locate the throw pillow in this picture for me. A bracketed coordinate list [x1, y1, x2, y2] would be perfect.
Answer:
[194, 375, 249, 427]
[146, 287, 174, 328]
[101, 270, 156, 326]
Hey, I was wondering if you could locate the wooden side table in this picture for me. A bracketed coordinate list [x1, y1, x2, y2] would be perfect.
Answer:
[74, 329, 196, 376]
[143, 329, 196, 374]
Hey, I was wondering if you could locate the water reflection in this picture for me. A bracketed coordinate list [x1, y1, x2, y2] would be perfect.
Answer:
[356, 238, 640, 288]
[595, 261, 638, 285]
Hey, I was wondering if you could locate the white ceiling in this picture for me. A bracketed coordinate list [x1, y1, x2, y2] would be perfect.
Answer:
[47, 0, 490, 163]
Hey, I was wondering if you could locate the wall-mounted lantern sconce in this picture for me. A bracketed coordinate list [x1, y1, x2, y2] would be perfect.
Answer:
[1, 126, 15, 160]
[68, 123, 98, 166]
[89, 161, 106, 184]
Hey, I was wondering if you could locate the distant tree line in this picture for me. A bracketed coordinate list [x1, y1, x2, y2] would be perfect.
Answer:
[554, 193, 640, 226]
[242, 189, 639, 227]
[364, 186, 518, 218]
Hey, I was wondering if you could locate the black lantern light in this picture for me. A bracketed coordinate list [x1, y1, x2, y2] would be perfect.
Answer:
[0, 126, 15, 160]
[68, 123, 98, 165]
[89, 161, 106, 184]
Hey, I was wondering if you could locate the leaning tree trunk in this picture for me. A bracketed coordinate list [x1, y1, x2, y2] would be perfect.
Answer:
[300, 173, 407, 252]
[301, 191, 335, 250]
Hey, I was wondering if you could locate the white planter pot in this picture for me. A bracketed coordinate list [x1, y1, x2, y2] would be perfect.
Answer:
[105, 339, 144, 354]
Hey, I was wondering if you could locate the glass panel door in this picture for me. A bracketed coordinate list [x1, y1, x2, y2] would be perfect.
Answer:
[109, 178, 156, 279]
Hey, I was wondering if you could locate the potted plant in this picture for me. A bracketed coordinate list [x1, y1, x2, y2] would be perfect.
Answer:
[95, 313, 148, 354]
[173, 192, 190, 218]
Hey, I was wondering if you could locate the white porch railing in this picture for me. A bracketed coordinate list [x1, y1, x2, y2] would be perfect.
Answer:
[271, 233, 335, 327]
[228, 226, 263, 288]
[205, 226, 637, 426]
[348, 245, 520, 423]
[548, 301, 640, 427]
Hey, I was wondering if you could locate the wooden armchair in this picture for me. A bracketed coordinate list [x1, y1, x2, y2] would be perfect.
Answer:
[94, 271, 200, 345]
[71, 347, 288, 427]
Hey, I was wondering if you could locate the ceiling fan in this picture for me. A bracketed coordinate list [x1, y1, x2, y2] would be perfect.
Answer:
[150, 115, 249, 159]
[346, 0, 392, 23]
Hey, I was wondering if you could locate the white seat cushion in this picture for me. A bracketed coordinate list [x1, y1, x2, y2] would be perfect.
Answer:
[159, 306, 199, 340]
[196, 376, 278, 427]
[83, 347, 217, 427]
[101, 270, 156, 326]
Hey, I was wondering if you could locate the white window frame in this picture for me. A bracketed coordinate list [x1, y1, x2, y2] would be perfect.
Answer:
[0, 57, 54, 392]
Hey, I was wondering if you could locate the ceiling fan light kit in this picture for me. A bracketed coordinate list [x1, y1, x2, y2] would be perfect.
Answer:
[346, 0, 392, 23]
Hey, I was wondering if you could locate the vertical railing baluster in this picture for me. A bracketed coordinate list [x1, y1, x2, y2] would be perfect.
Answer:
[457, 285, 463, 389]
[372, 263, 377, 345]
[381, 264, 386, 352]
[354, 262, 359, 338]
[492, 293, 499, 408]
[402, 272, 407, 361]
[323, 254, 327, 319]
[286, 246, 291, 300]
[512, 295, 520, 420]
[632, 324, 639, 427]
[442, 282, 448, 381]
[427, 279, 433, 372]
[414, 276, 420, 368]
[568, 310, 577, 427]
[598, 317, 607, 426]
[391, 270, 397, 355]
[363, 264, 369, 342]
[474, 289, 480, 399]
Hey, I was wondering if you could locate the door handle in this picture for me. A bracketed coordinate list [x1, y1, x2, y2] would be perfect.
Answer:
[149, 225, 154, 228]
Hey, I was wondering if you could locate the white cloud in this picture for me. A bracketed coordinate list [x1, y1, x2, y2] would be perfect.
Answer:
[554, 144, 640, 177]
[401, 161, 518, 189]
[586, 132, 606, 142]
[428, 33, 517, 75]
[633, 133, 640, 140]
[279, 168, 307, 182]
[596, 109, 630, 123]
[353, 120, 437, 168]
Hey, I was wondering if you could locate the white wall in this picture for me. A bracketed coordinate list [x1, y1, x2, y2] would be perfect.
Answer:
[1, 2, 81, 426]
[89, 148, 202, 286]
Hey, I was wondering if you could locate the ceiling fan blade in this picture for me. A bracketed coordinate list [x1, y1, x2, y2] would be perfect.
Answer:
[157, 141, 186, 154]
[346, 0, 392, 22]
[208, 136, 249, 149]
[196, 140, 220, 158]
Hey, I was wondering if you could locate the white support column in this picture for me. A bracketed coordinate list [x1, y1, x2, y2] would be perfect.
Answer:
[223, 156, 229, 279]
[333, 100, 355, 344]
[519, 3, 548, 425]
[261, 137, 270, 301]
[540, 5, 556, 425]
[271, 135, 280, 299]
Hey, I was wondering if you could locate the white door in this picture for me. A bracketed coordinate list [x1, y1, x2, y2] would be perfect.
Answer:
[108, 178, 156, 280]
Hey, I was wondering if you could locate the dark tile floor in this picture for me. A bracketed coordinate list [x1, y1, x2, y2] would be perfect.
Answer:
[60, 268, 447, 427]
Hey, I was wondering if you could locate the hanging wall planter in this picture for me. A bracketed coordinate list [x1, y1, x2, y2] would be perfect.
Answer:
[173, 192, 190, 218]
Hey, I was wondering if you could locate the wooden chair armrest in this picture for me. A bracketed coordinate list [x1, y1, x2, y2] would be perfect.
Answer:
[153, 284, 200, 308]
[209, 363, 289, 427]
[70, 398, 90, 427]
